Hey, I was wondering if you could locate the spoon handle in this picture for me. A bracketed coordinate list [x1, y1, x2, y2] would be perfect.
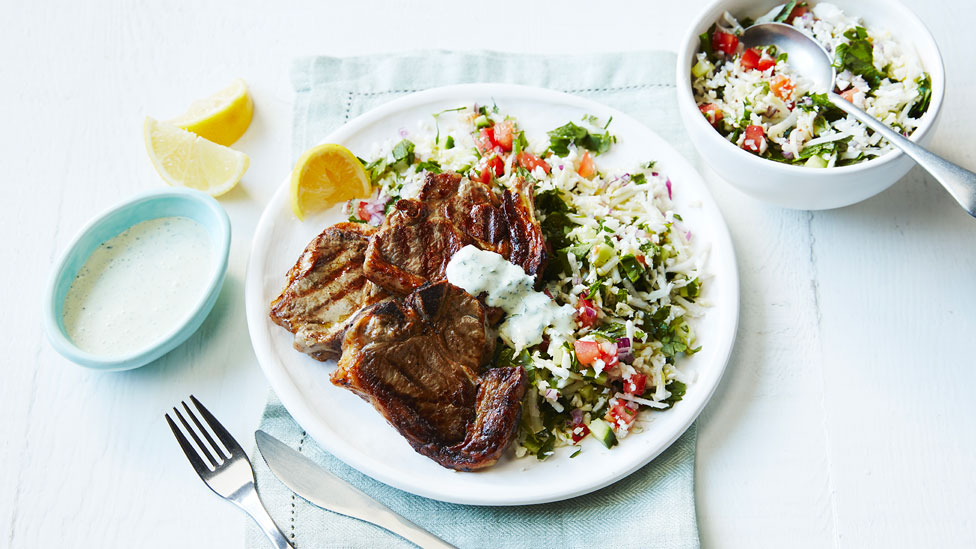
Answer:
[828, 93, 976, 217]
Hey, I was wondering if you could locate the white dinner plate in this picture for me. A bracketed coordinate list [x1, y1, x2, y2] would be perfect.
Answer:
[245, 83, 739, 506]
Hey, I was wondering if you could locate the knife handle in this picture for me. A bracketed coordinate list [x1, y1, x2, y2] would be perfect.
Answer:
[366, 502, 456, 549]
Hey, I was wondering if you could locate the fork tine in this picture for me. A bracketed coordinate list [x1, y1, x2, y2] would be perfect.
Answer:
[165, 413, 212, 477]
[183, 400, 227, 460]
[174, 406, 219, 468]
[190, 395, 243, 455]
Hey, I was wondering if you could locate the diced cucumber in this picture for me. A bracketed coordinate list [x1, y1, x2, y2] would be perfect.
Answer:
[582, 368, 608, 385]
[691, 58, 714, 78]
[591, 244, 614, 267]
[474, 115, 492, 129]
[589, 418, 618, 449]
[804, 155, 828, 168]
[577, 384, 596, 402]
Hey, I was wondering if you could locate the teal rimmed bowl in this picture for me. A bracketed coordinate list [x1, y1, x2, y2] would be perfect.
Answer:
[43, 188, 231, 371]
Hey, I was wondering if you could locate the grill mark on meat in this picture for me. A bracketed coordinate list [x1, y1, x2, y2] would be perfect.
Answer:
[502, 178, 548, 282]
[332, 281, 526, 471]
[304, 273, 367, 316]
[269, 222, 389, 361]
[363, 172, 546, 296]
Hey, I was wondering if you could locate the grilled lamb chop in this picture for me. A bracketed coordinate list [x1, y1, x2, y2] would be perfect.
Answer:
[332, 281, 527, 471]
[502, 176, 548, 285]
[363, 172, 547, 295]
[270, 222, 388, 361]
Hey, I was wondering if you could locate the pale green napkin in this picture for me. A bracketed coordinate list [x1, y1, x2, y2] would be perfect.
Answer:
[247, 51, 701, 549]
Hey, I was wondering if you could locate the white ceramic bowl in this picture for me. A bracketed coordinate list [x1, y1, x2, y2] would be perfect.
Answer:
[676, 0, 945, 210]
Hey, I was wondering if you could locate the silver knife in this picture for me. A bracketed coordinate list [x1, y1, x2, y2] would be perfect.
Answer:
[254, 430, 457, 549]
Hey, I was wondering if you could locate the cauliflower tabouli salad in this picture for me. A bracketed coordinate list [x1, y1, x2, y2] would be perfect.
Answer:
[692, 1, 933, 167]
[345, 104, 709, 459]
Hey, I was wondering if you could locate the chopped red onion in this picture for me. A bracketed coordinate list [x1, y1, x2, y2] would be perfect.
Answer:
[666, 178, 672, 199]
[360, 193, 390, 226]
[577, 304, 598, 326]
[398, 128, 408, 138]
[571, 408, 584, 424]
[544, 388, 559, 401]
[616, 338, 634, 363]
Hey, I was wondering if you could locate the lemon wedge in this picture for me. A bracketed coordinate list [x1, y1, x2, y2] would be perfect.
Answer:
[167, 79, 254, 146]
[290, 144, 371, 221]
[144, 117, 249, 197]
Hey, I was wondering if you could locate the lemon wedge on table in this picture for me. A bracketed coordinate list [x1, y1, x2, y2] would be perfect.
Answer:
[144, 117, 249, 197]
[290, 144, 371, 221]
[166, 78, 254, 146]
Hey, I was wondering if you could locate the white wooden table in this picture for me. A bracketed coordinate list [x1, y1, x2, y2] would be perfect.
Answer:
[3, 1, 974, 547]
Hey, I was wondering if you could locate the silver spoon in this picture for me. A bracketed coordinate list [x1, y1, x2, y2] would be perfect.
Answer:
[741, 22, 976, 217]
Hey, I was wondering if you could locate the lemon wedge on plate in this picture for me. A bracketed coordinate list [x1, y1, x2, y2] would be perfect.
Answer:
[290, 144, 371, 221]
[166, 78, 254, 146]
[144, 117, 249, 197]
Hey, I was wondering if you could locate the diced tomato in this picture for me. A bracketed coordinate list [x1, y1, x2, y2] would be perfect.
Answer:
[635, 254, 647, 267]
[623, 373, 647, 396]
[475, 127, 497, 154]
[474, 155, 505, 184]
[757, 54, 776, 72]
[840, 88, 857, 103]
[570, 422, 590, 444]
[574, 340, 602, 366]
[492, 120, 514, 152]
[785, 3, 809, 24]
[355, 201, 370, 222]
[607, 400, 639, 429]
[517, 152, 551, 175]
[487, 155, 504, 176]
[473, 167, 490, 185]
[578, 151, 596, 179]
[576, 294, 598, 328]
[570, 425, 589, 444]
[741, 125, 766, 153]
[771, 75, 795, 101]
[699, 103, 723, 127]
[740, 48, 760, 70]
[573, 338, 618, 371]
[712, 30, 739, 56]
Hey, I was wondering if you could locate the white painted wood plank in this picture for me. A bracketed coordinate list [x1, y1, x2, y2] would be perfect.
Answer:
[811, 167, 976, 548]
[696, 177, 838, 548]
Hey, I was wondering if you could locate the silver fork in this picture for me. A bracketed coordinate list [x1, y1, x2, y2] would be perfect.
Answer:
[165, 395, 293, 549]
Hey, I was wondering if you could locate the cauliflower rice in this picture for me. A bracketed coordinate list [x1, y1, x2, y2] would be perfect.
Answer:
[692, 1, 932, 167]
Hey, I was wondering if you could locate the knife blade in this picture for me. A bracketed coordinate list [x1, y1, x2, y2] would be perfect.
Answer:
[254, 430, 456, 549]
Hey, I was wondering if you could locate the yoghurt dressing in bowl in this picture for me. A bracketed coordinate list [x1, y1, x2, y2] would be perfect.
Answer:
[44, 188, 231, 370]
[61, 216, 213, 356]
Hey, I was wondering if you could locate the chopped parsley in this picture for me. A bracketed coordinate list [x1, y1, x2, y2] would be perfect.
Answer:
[833, 27, 884, 89]
[415, 159, 442, 174]
[547, 121, 617, 157]
[909, 74, 932, 119]
[391, 139, 416, 170]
